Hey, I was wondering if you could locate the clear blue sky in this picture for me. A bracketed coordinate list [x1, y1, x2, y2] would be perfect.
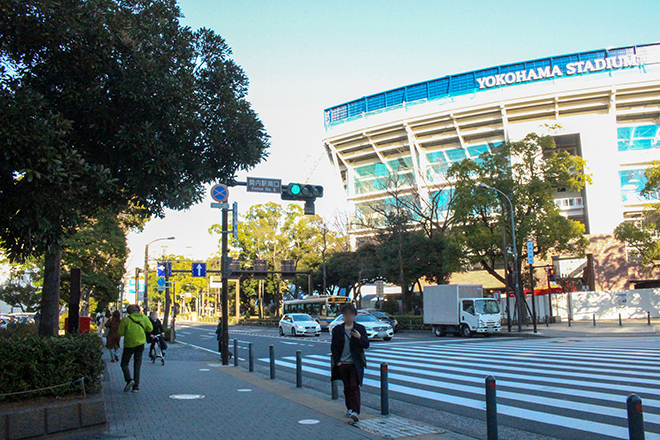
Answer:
[126, 0, 660, 268]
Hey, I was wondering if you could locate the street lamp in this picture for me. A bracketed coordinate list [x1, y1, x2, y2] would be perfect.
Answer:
[144, 236, 175, 311]
[476, 183, 523, 332]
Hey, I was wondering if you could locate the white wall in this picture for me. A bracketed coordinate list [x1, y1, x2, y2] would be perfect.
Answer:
[563, 288, 660, 320]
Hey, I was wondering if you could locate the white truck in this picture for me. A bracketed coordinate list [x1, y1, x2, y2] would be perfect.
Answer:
[423, 284, 502, 337]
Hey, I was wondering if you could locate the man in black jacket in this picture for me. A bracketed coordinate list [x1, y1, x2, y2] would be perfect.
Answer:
[331, 304, 369, 422]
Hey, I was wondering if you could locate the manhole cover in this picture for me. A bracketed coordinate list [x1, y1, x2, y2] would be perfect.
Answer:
[237, 389, 252, 392]
[169, 394, 205, 400]
[298, 419, 320, 425]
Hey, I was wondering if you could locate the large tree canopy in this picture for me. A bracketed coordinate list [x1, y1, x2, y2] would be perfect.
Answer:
[448, 132, 590, 286]
[0, 0, 269, 335]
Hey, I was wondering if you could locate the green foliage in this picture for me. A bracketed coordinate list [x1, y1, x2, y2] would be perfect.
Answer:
[382, 296, 400, 315]
[0, 333, 103, 401]
[213, 203, 348, 315]
[0, 259, 42, 312]
[448, 131, 590, 284]
[615, 163, 660, 268]
[61, 210, 129, 311]
[0, 0, 269, 335]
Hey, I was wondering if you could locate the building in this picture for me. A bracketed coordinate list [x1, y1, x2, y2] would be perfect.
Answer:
[322, 43, 660, 292]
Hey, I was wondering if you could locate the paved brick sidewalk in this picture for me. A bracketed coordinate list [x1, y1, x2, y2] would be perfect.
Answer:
[95, 343, 380, 440]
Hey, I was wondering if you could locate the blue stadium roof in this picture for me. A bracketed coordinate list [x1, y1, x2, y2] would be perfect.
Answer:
[324, 43, 660, 127]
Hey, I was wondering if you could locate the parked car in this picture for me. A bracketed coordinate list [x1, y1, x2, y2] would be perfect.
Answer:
[279, 313, 321, 337]
[329, 312, 394, 341]
[360, 309, 399, 333]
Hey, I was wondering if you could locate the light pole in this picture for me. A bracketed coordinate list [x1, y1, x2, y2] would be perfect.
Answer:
[477, 183, 523, 332]
[144, 236, 175, 312]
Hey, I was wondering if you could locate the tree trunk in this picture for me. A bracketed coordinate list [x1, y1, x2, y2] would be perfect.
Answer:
[39, 247, 62, 336]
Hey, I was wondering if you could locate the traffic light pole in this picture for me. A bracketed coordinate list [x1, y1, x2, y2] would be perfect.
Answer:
[221, 206, 230, 366]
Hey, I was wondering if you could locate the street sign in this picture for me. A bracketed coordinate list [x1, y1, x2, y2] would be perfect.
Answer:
[211, 202, 229, 209]
[246, 177, 282, 194]
[192, 262, 207, 278]
[157, 278, 166, 287]
[157, 262, 171, 277]
[211, 184, 229, 202]
[527, 240, 534, 265]
[210, 276, 222, 288]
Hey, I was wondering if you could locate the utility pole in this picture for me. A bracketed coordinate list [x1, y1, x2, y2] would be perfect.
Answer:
[221, 206, 230, 365]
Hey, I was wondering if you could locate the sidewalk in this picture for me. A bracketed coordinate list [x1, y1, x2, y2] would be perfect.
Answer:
[93, 343, 469, 440]
[497, 318, 660, 338]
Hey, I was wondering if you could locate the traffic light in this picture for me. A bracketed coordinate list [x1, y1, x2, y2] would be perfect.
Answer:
[547, 267, 556, 282]
[281, 183, 324, 215]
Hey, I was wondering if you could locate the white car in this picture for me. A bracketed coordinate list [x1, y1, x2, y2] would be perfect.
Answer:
[279, 313, 321, 337]
[328, 312, 394, 341]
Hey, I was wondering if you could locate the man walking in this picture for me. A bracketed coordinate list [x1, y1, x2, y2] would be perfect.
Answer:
[118, 304, 153, 393]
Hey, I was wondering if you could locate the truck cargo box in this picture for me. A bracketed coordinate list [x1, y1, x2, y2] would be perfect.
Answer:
[423, 285, 483, 325]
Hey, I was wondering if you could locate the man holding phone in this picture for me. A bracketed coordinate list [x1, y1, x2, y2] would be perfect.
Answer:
[331, 304, 370, 421]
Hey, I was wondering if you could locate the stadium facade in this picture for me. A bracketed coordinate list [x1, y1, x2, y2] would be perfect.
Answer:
[322, 43, 660, 291]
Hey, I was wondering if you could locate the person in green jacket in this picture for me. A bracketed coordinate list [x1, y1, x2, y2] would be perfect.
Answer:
[118, 304, 153, 393]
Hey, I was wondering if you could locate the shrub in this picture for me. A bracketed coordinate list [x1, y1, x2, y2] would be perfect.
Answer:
[0, 331, 104, 401]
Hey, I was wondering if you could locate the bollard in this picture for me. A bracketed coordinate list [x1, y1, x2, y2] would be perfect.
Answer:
[380, 363, 389, 416]
[269, 345, 276, 379]
[233, 339, 239, 367]
[331, 355, 338, 400]
[648, 311, 651, 326]
[593, 313, 596, 327]
[545, 315, 549, 327]
[248, 342, 254, 372]
[627, 394, 645, 440]
[485, 376, 498, 440]
[296, 351, 303, 388]
[568, 314, 571, 327]
[619, 313, 622, 327]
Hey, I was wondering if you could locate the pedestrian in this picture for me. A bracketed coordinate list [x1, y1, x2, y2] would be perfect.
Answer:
[118, 304, 153, 393]
[98, 310, 111, 341]
[331, 304, 369, 422]
[148, 311, 166, 360]
[106, 310, 121, 362]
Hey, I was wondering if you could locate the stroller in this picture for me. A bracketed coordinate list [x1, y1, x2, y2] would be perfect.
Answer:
[149, 334, 167, 366]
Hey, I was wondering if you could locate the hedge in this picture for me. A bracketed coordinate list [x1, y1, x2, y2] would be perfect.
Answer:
[0, 329, 104, 401]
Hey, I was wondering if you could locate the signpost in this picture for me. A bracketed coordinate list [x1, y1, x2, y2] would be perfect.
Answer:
[246, 177, 281, 194]
[157, 278, 166, 292]
[527, 240, 537, 333]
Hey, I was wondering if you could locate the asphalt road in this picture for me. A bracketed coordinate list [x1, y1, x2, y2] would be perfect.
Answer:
[175, 322, 660, 440]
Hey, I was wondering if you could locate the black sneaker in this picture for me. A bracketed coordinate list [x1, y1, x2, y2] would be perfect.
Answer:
[123, 380, 134, 392]
[132, 384, 140, 393]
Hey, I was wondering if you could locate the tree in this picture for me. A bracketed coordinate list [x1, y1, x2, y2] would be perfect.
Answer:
[214, 203, 347, 316]
[61, 210, 133, 316]
[0, 1, 269, 335]
[0, 260, 42, 312]
[447, 131, 590, 287]
[614, 162, 660, 268]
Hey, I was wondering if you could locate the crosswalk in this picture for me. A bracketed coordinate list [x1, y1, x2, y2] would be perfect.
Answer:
[263, 337, 660, 440]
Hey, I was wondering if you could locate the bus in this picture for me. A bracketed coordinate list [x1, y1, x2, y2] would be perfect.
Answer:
[282, 296, 351, 330]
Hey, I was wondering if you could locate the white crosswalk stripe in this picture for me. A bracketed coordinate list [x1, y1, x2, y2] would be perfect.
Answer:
[261, 337, 660, 440]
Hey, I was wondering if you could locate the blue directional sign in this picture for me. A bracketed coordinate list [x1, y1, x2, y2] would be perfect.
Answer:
[211, 184, 229, 202]
[527, 240, 534, 265]
[192, 263, 207, 278]
[157, 278, 166, 287]
[157, 262, 171, 277]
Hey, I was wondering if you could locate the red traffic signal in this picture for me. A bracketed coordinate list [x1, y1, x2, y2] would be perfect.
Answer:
[547, 267, 556, 281]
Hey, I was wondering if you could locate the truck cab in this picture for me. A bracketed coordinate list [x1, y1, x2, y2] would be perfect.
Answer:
[460, 298, 502, 337]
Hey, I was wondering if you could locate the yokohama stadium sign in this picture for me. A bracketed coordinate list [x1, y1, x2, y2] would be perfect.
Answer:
[476, 55, 642, 89]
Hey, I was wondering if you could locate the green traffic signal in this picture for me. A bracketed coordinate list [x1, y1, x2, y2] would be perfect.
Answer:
[290, 184, 301, 195]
